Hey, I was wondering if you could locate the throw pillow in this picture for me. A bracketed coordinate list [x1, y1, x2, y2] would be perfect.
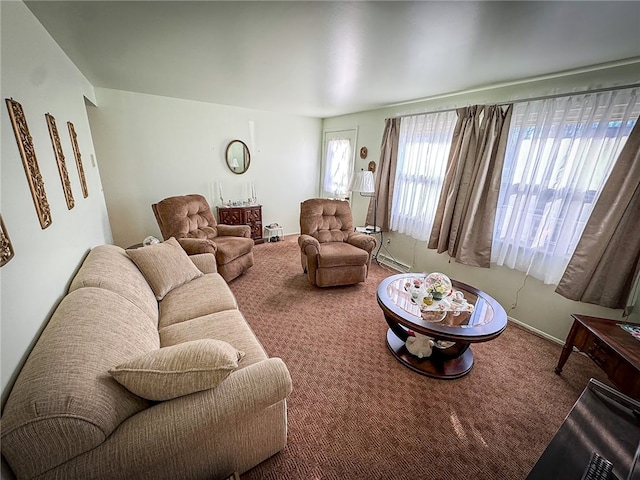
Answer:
[109, 339, 245, 401]
[126, 237, 203, 300]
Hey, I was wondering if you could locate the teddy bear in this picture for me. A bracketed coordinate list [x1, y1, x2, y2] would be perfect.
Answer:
[405, 331, 435, 358]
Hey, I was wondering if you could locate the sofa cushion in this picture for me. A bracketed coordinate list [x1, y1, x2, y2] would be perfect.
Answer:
[159, 310, 268, 368]
[127, 237, 203, 300]
[0, 288, 159, 480]
[110, 339, 244, 401]
[69, 244, 158, 324]
[159, 273, 238, 329]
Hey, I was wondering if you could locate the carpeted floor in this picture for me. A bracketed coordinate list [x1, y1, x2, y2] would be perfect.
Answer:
[228, 236, 610, 480]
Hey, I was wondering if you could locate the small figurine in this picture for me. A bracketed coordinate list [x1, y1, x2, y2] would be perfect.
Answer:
[405, 331, 435, 358]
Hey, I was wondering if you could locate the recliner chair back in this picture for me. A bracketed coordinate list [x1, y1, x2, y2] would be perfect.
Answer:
[299, 198, 354, 244]
[152, 194, 218, 241]
[151, 193, 254, 282]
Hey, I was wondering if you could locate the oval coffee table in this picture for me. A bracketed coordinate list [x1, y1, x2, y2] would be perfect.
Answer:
[377, 273, 507, 379]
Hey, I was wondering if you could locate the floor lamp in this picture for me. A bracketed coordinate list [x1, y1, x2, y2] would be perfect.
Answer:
[349, 170, 377, 233]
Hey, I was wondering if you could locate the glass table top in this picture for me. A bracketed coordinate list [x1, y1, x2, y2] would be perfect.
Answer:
[378, 274, 507, 338]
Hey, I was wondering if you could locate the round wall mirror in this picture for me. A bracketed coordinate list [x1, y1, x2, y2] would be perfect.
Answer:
[226, 139, 250, 174]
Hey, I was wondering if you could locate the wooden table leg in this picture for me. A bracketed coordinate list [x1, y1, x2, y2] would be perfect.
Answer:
[555, 319, 579, 375]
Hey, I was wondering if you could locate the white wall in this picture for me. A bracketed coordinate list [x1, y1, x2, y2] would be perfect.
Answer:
[323, 62, 640, 343]
[1, 2, 112, 400]
[88, 88, 322, 248]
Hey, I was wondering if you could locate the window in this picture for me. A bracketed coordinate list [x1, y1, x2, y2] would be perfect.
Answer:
[491, 88, 640, 284]
[322, 130, 357, 198]
[388, 88, 639, 284]
[390, 111, 457, 240]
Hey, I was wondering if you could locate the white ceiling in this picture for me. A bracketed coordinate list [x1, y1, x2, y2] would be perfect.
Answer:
[24, 1, 640, 118]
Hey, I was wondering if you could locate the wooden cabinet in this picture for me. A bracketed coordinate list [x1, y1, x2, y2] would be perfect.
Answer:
[217, 205, 263, 244]
[555, 314, 640, 400]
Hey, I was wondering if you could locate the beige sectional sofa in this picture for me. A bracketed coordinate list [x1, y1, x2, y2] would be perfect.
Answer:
[1, 240, 292, 480]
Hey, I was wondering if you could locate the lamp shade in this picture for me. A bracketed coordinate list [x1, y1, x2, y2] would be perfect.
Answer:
[230, 158, 240, 169]
[349, 170, 375, 194]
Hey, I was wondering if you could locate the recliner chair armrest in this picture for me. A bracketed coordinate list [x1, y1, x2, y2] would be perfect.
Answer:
[177, 238, 217, 255]
[346, 232, 377, 253]
[217, 224, 251, 238]
[189, 253, 218, 274]
[298, 234, 320, 255]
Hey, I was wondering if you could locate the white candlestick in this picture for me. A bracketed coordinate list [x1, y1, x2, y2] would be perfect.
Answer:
[219, 182, 224, 201]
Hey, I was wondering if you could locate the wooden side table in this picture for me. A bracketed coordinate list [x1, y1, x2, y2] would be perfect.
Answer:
[555, 314, 640, 400]
[217, 205, 263, 244]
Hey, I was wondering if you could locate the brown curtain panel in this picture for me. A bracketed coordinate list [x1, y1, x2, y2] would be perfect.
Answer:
[555, 119, 640, 309]
[428, 104, 513, 267]
[367, 117, 400, 231]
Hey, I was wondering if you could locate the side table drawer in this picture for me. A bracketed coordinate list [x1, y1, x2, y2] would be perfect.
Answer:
[585, 337, 620, 376]
[609, 359, 640, 399]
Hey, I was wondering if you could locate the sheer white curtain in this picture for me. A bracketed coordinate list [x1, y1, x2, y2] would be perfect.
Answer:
[492, 88, 640, 284]
[322, 138, 353, 197]
[390, 111, 457, 241]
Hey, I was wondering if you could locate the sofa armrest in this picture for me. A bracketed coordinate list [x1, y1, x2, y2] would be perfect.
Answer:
[217, 224, 251, 238]
[346, 232, 377, 253]
[177, 238, 217, 255]
[149, 357, 292, 420]
[116, 357, 291, 436]
[189, 253, 218, 274]
[50, 358, 292, 478]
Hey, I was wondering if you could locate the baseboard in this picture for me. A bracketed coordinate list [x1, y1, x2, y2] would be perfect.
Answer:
[377, 254, 411, 273]
[508, 316, 564, 345]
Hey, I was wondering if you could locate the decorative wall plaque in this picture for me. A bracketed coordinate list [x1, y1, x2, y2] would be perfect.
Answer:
[46, 113, 75, 210]
[0, 214, 15, 267]
[5, 98, 53, 229]
[67, 121, 88, 198]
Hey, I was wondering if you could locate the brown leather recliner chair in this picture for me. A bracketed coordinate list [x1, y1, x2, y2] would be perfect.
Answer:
[152, 194, 254, 282]
[298, 198, 377, 287]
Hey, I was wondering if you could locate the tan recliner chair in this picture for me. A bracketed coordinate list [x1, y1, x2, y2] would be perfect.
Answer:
[152, 194, 254, 282]
[298, 198, 377, 287]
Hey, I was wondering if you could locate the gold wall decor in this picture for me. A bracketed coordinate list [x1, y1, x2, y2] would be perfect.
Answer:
[67, 121, 88, 198]
[0, 214, 15, 267]
[46, 113, 75, 210]
[5, 98, 53, 229]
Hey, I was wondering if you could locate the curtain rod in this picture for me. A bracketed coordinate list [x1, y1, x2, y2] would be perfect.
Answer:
[390, 83, 640, 120]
